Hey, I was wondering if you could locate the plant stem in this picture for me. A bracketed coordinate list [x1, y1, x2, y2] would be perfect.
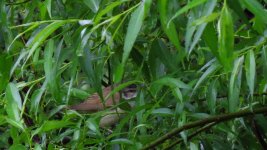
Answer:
[142, 106, 267, 150]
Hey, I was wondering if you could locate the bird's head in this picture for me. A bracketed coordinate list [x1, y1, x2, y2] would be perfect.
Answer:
[121, 84, 138, 100]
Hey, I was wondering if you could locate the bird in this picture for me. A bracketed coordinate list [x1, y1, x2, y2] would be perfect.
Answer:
[69, 84, 138, 127]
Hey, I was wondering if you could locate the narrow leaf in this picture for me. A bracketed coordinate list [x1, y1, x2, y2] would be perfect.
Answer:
[110, 138, 134, 145]
[118, 0, 151, 82]
[33, 120, 72, 135]
[191, 12, 219, 27]
[262, 46, 267, 80]
[217, 2, 234, 71]
[122, 0, 151, 65]
[158, 1, 181, 51]
[245, 50, 256, 96]
[94, 0, 127, 24]
[192, 62, 220, 95]
[44, 0, 52, 18]
[5, 83, 22, 122]
[207, 79, 217, 114]
[83, 0, 101, 13]
[152, 108, 174, 116]
[30, 81, 47, 116]
[25, 21, 66, 65]
[5, 117, 25, 131]
[188, 0, 217, 54]
[154, 77, 191, 89]
[242, 0, 267, 24]
[229, 56, 244, 112]
[168, 0, 207, 25]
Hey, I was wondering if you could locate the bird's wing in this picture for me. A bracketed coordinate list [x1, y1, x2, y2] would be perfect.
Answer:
[69, 86, 121, 112]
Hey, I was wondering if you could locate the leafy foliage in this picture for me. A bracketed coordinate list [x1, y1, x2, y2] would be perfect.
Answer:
[1, 0, 267, 149]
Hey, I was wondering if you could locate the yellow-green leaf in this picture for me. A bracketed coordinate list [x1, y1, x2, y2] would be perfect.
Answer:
[158, 0, 181, 51]
[229, 56, 244, 112]
[25, 21, 66, 65]
[218, 3, 234, 71]
[245, 50, 255, 97]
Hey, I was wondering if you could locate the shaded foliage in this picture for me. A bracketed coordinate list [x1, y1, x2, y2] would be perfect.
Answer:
[1, 0, 267, 149]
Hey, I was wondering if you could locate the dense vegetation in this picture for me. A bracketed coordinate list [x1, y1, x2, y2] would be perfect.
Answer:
[1, 0, 267, 149]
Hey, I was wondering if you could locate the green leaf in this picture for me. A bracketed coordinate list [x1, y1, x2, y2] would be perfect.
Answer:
[227, 0, 250, 26]
[0, 115, 6, 126]
[168, 0, 207, 25]
[122, 0, 151, 65]
[0, 1, 13, 48]
[44, 0, 52, 18]
[207, 79, 217, 114]
[242, 0, 267, 24]
[5, 83, 22, 122]
[80, 46, 104, 99]
[191, 12, 219, 27]
[44, 40, 54, 85]
[158, 77, 190, 89]
[0, 53, 12, 92]
[25, 21, 66, 65]
[185, 11, 197, 54]
[150, 77, 190, 101]
[34, 144, 42, 150]
[190, 142, 198, 150]
[86, 118, 101, 136]
[110, 138, 134, 145]
[187, 0, 217, 54]
[115, 0, 151, 82]
[9, 144, 27, 150]
[203, 23, 218, 57]
[33, 120, 72, 135]
[94, 0, 127, 25]
[30, 81, 47, 116]
[158, 0, 181, 51]
[189, 113, 210, 119]
[150, 39, 177, 71]
[152, 77, 191, 91]
[152, 108, 173, 116]
[218, 2, 234, 71]
[192, 61, 220, 95]
[83, 0, 101, 13]
[229, 56, 244, 112]
[44, 39, 61, 101]
[173, 87, 183, 103]
[245, 50, 255, 97]
[8, 23, 39, 52]
[262, 46, 267, 80]
[114, 63, 124, 83]
[5, 117, 25, 131]
[68, 88, 90, 99]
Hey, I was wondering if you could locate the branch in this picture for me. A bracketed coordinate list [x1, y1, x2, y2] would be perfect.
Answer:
[251, 119, 267, 148]
[163, 122, 217, 150]
[142, 106, 267, 150]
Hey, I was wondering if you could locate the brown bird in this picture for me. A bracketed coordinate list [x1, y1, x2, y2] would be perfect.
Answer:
[69, 84, 138, 127]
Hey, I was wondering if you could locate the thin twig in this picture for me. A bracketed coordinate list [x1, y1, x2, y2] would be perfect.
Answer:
[142, 106, 267, 150]
[163, 122, 217, 150]
[251, 119, 267, 149]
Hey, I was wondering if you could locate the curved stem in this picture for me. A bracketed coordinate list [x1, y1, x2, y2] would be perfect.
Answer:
[163, 122, 217, 150]
[142, 106, 267, 150]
